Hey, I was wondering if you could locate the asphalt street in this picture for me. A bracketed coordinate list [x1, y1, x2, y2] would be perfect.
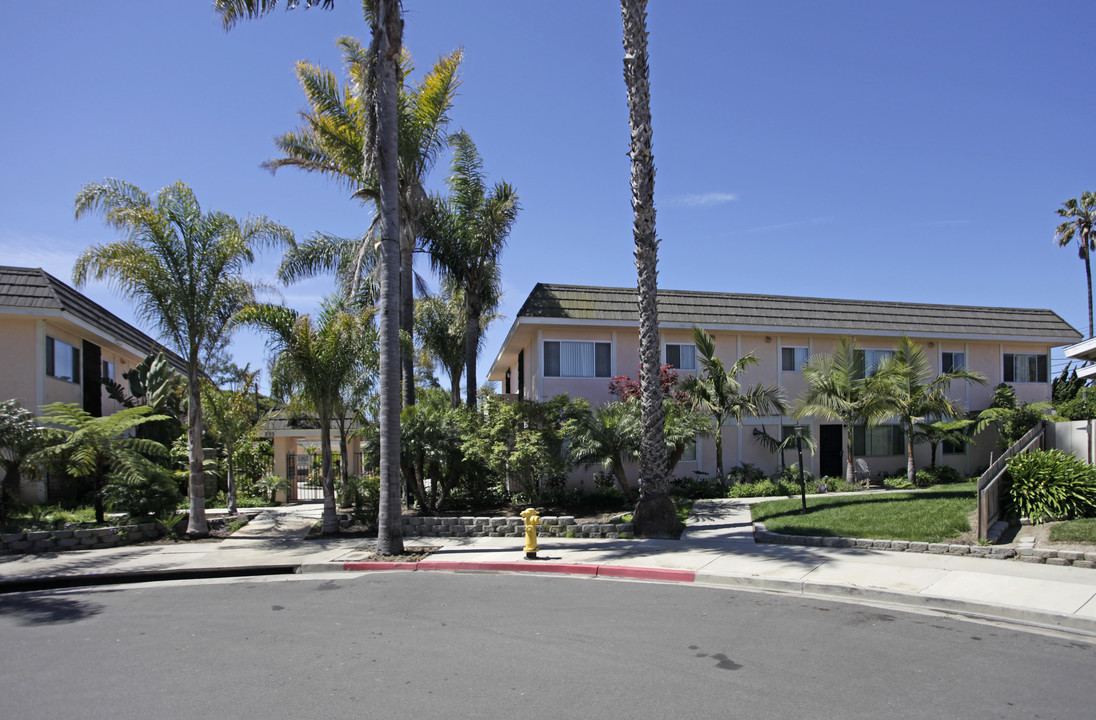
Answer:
[2, 572, 1094, 719]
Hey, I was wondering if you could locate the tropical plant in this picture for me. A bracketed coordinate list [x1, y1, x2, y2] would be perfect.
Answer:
[566, 400, 641, 502]
[416, 280, 469, 408]
[1055, 192, 1096, 337]
[399, 387, 465, 513]
[622, 0, 673, 537]
[1005, 449, 1096, 522]
[267, 34, 461, 409]
[796, 337, 901, 485]
[888, 336, 987, 485]
[914, 418, 975, 469]
[421, 130, 519, 408]
[237, 297, 368, 534]
[680, 325, 786, 485]
[752, 425, 816, 473]
[217, 0, 406, 555]
[73, 179, 291, 535]
[33, 404, 171, 522]
[0, 400, 46, 521]
[201, 367, 262, 514]
[1053, 362, 1086, 405]
[975, 383, 1053, 449]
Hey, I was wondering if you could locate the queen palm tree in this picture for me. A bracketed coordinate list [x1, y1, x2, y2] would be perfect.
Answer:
[680, 325, 786, 486]
[201, 367, 262, 515]
[796, 338, 900, 485]
[237, 297, 367, 534]
[267, 35, 461, 409]
[218, 0, 405, 555]
[416, 281, 469, 408]
[73, 179, 292, 536]
[421, 131, 519, 408]
[889, 336, 986, 485]
[622, 0, 673, 536]
[1055, 192, 1096, 337]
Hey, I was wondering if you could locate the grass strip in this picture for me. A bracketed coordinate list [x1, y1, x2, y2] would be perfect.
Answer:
[1049, 517, 1096, 544]
[750, 482, 976, 544]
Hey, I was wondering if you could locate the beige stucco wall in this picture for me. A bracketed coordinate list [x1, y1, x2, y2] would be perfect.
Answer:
[0, 316, 38, 409]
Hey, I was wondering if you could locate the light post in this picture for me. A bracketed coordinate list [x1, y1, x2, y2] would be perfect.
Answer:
[795, 424, 807, 514]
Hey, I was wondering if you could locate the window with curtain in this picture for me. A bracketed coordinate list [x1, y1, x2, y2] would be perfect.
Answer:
[543, 341, 611, 378]
[665, 343, 696, 370]
[1003, 353, 1047, 383]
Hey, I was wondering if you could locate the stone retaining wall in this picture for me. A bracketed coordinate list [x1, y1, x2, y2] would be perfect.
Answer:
[1, 523, 166, 555]
[754, 523, 1096, 568]
[401, 516, 635, 539]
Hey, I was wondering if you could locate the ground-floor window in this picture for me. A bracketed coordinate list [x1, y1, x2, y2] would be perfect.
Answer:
[853, 425, 904, 456]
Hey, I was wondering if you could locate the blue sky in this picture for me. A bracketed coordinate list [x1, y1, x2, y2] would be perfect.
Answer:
[2, 1, 1094, 392]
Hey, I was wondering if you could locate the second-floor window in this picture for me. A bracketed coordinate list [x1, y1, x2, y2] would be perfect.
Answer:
[46, 336, 80, 384]
[543, 341, 611, 378]
[941, 351, 965, 373]
[665, 343, 696, 371]
[1003, 353, 1047, 383]
[781, 347, 809, 372]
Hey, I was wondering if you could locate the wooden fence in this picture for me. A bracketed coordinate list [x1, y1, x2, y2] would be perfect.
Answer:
[976, 420, 1045, 541]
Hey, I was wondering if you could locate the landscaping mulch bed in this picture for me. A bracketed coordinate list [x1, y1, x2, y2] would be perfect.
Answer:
[352, 545, 439, 563]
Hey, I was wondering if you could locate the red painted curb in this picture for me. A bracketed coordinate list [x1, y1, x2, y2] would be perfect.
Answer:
[340, 559, 692, 582]
[595, 566, 696, 583]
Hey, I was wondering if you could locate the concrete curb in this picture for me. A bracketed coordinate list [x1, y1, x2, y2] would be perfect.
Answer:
[312, 558, 1096, 636]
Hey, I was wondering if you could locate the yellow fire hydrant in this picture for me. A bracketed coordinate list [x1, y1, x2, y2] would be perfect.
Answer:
[520, 507, 540, 559]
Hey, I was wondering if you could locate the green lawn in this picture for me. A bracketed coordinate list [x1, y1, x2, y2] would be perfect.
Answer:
[750, 481, 977, 544]
[1049, 517, 1096, 544]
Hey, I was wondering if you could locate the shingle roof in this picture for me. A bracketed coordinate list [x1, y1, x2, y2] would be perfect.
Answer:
[0, 266, 186, 370]
[516, 283, 1082, 341]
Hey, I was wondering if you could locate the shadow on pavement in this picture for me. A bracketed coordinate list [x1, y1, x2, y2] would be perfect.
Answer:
[0, 591, 107, 625]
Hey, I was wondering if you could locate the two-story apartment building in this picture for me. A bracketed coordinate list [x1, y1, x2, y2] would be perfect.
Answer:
[487, 283, 1082, 481]
[0, 266, 185, 500]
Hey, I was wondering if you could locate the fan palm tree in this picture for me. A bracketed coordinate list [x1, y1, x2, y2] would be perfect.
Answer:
[73, 179, 292, 536]
[889, 336, 987, 485]
[268, 35, 461, 409]
[796, 338, 900, 485]
[237, 297, 368, 534]
[421, 131, 519, 408]
[34, 404, 169, 523]
[621, 0, 673, 537]
[1055, 192, 1096, 337]
[680, 325, 786, 486]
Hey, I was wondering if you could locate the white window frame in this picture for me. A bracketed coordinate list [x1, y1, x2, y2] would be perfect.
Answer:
[941, 351, 965, 374]
[665, 343, 696, 371]
[781, 346, 809, 372]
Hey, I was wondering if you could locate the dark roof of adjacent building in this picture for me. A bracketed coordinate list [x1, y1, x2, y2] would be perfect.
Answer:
[0, 266, 186, 369]
[515, 283, 1082, 341]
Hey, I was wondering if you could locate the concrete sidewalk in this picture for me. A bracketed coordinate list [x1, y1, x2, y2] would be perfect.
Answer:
[4, 500, 1096, 636]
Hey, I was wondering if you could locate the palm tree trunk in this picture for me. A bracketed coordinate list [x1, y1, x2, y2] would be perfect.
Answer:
[400, 227, 416, 408]
[338, 424, 350, 506]
[320, 415, 338, 535]
[845, 429, 856, 486]
[1085, 243, 1093, 338]
[374, 0, 405, 556]
[449, 369, 462, 409]
[185, 372, 208, 536]
[465, 300, 481, 408]
[715, 428, 725, 488]
[906, 428, 915, 486]
[622, 0, 674, 538]
[611, 456, 636, 503]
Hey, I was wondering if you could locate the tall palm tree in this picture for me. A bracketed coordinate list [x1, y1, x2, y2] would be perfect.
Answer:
[889, 336, 986, 485]
[421, 130, 519, 408]
[1055, 192, 1096, 337]
[622, 0, 672, 536]
[237, 297, 367, 534]
[680, 325, 786, 486]
[73, 179, 292, 535]
[217, 0, 405, 554]
[268, 35, 461, 408]
[796, 337, 900, 485]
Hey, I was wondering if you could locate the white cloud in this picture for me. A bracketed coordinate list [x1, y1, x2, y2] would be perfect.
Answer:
[669, 192, 738, 208]
[744, 217, 835, 233]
